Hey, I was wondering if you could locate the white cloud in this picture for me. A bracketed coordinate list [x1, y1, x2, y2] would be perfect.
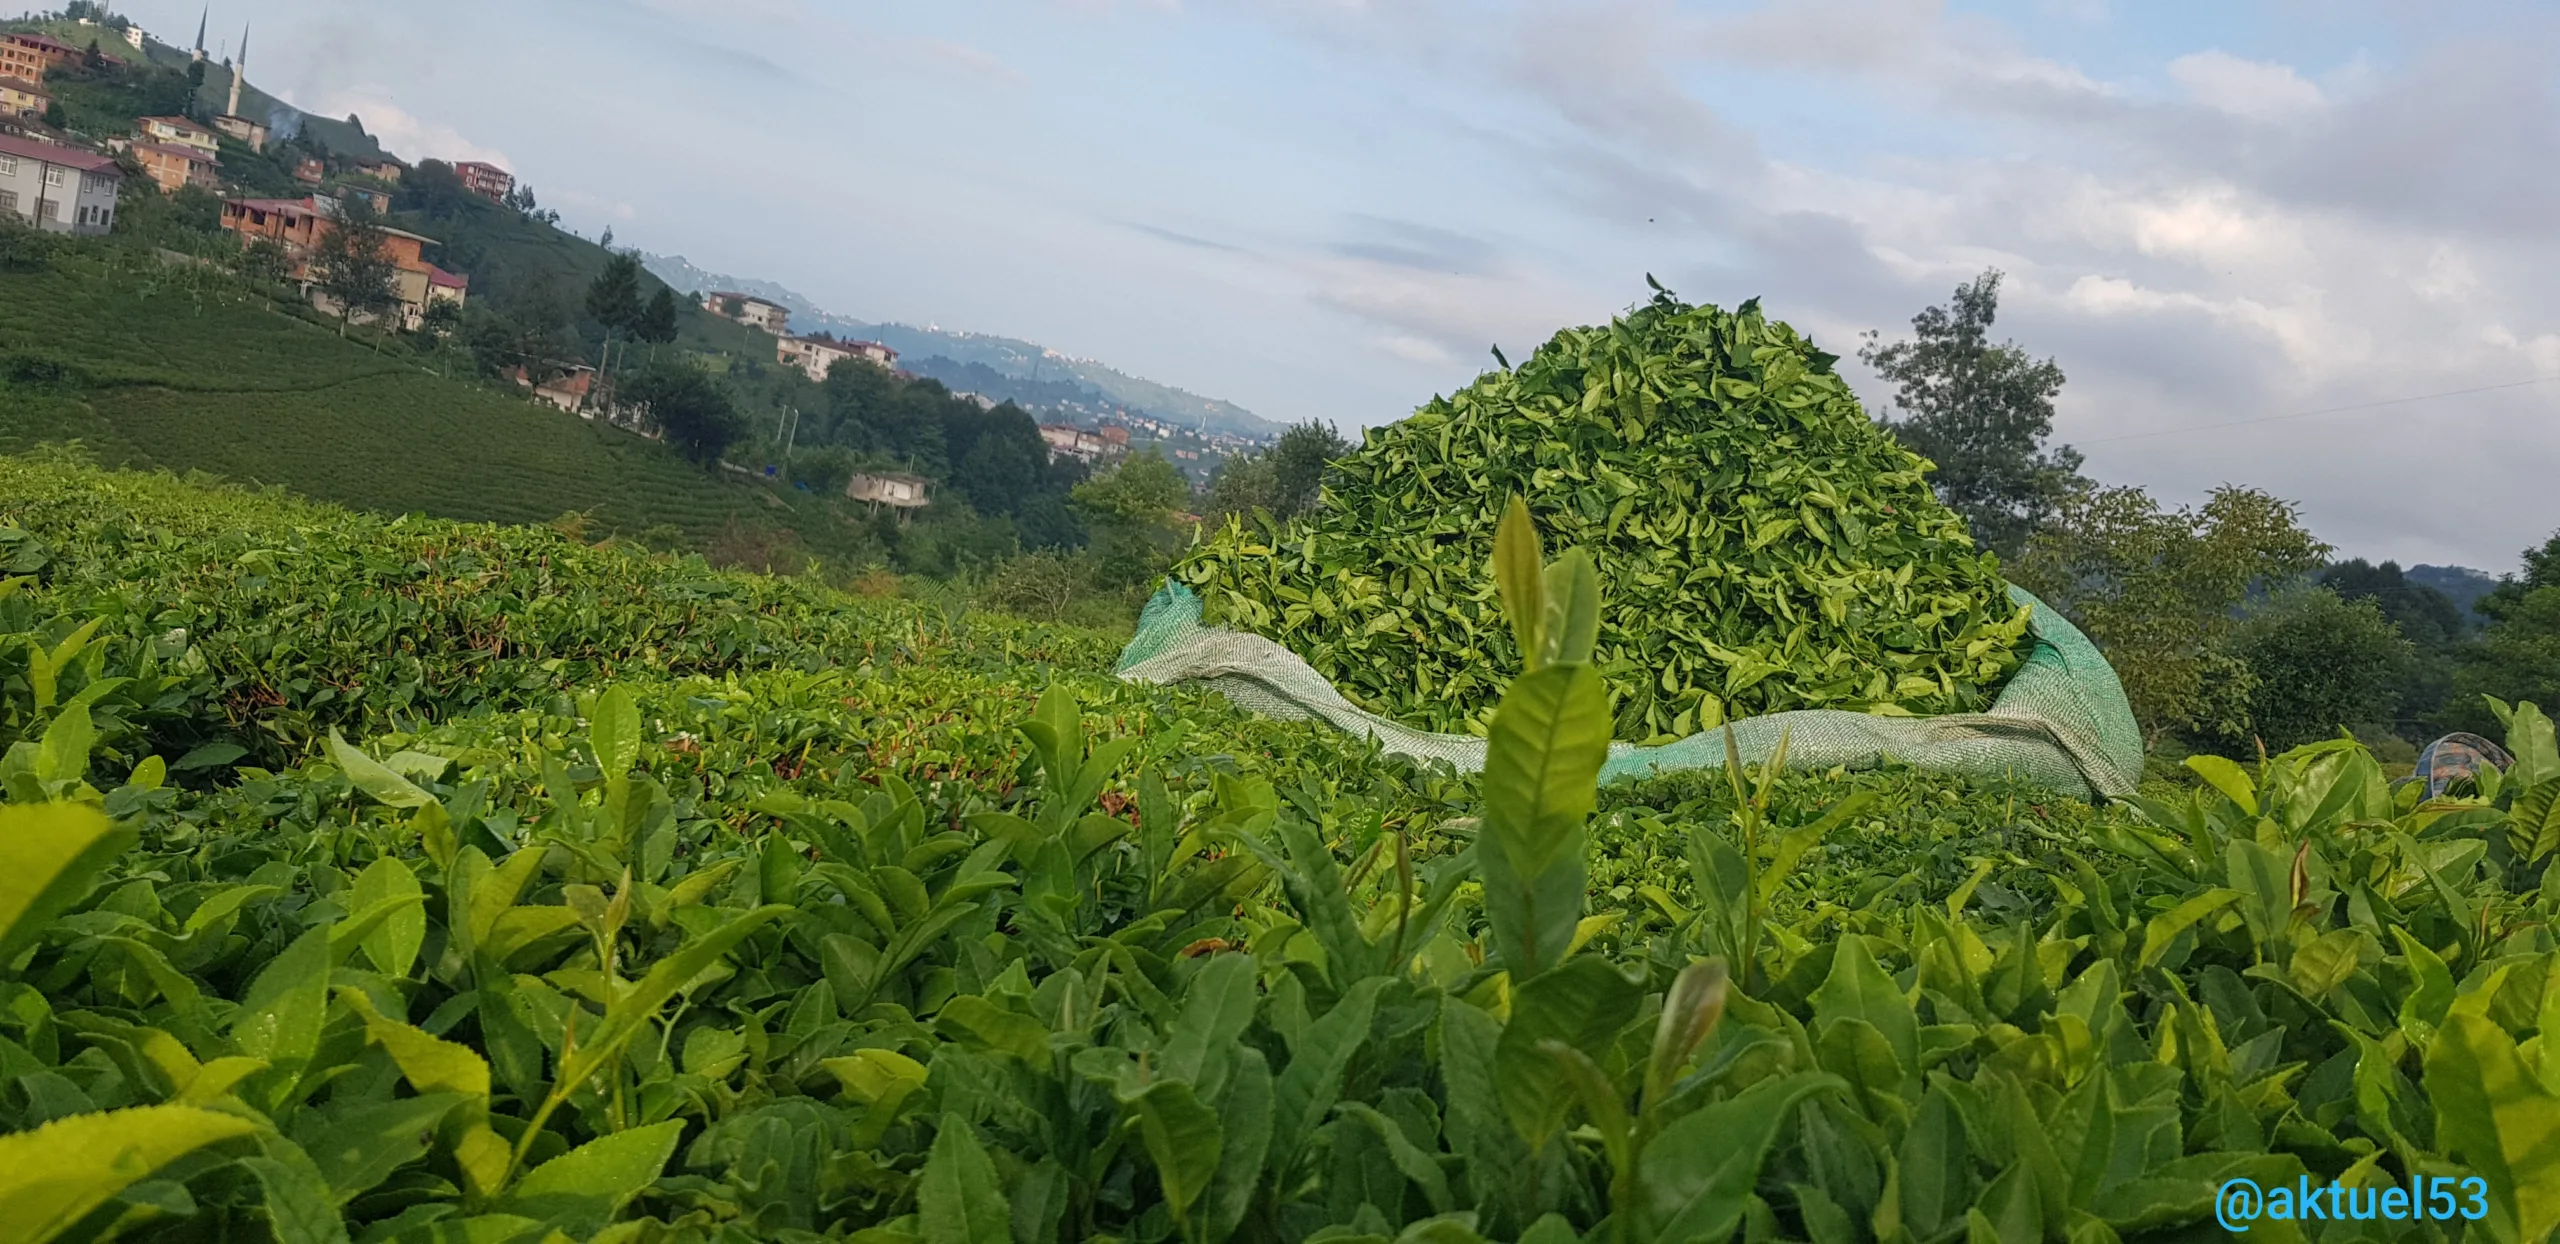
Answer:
[2168, 50, 2326, 119]
[295, 92, 509, 168]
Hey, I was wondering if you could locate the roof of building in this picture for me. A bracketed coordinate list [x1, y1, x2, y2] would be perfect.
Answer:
[225, 196, 326, 220]
[138, 115, 211, 133]
[5, 32, 78, 53]
[132, 140, 216, 165]
[707, 290, 784, 308]
[427, 266, 467, 290]
[0, 131, 118, 173]
[851, 471, 933, 486]
[0, 75, 46, 95]
[210, 112, 264, 127]
[451, 160, 508, 174]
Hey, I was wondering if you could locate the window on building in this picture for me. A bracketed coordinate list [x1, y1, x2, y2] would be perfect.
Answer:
[0, 155, 14, 176]
[42, 166, 63, 189]
[0, 190, 15, 215]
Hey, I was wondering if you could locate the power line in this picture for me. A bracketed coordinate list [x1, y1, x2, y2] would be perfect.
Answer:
[2081, 374, 2560, 446]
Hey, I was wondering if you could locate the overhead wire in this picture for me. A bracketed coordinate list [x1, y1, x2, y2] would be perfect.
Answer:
[2078, 374, 2560, 445]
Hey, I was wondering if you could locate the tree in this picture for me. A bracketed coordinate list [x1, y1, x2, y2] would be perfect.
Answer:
[2224, 587, 2412, 752]
[585, 254, 649, 384]
[622, 362, 746, 467]
[1071, 450, 1190, 591]
[417, 298, 464, 338]
[41, 101, 64, 129]
[1861, 270, 2085, 557]
[396, 160, 472, 219]
[309, 195, 400, 334]
[1269, 419, 1349, 514]
[585, 253, 645, 351]
[637, 287, 680, 352]
[82, 39, 105, 71]
[1208, 420, 1348, 522]
[2010, 484, 2330, 744]
[2321, 558, 2464, 732]
[2440, 529, 2560, 734]
[789, 444, 859, 496]
[237, 236, 293, 286]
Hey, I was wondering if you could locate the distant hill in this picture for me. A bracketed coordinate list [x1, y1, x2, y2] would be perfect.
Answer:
[640, 253, 1280, 439]
[0, 247, 865, 562]
[2409, 564, 2502, 619]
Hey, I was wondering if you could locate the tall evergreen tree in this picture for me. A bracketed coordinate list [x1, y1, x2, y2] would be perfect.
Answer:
[584, 253, 645, 373]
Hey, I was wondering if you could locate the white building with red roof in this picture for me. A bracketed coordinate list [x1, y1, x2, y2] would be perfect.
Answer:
[0, 132, 120, 234]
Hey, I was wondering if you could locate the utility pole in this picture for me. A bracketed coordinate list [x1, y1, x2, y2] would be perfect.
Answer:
[776, 405, 798, 481]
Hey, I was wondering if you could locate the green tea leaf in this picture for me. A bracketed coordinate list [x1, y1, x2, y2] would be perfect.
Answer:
[0, 1104, 255, 1243]
[0, 802, 133, 965]
[243, 1140, 352, 1244]
[2423, 1014, 2560, 1243]
[918, 1114, 1012, 1244]
[1636, 1072, 1844, 1242]
[328, 729, 435, 808]
[588, 685, 641, 779]
[1480, 662, 1609, 977]
[1497, 955, 1641, 1147]
[351, 855, 426, 979]
[497, 1120, 682, 1239]
[1119, 1079, 1223, 1228]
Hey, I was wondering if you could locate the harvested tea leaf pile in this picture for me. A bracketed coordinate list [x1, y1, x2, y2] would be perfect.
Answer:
[1176, 286, 2033, 739]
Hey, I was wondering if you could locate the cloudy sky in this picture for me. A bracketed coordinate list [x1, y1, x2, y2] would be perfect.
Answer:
[130, 0, 2560, 569]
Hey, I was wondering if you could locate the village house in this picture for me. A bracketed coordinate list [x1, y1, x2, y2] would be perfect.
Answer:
[0, 132, 119, 233]
[776, 333, 896, 382]
[1038, 424, 1119, 463]
[451, 160, 511, 202]
[208, 113, 266, 152]
[530, 366, 594, 413]
[845, 471, 931, 519]
[0, 76, 45, 119]
[339, 184, 390, 213]
[291, 156, 322, 185]
[0, 33, 78, 84]
[136, 116, 217, 156]
[131, 140, 218, 193]
[355, 156, 404, 182]
[702, 291, 789, 334]
[219, 195, 470, 329]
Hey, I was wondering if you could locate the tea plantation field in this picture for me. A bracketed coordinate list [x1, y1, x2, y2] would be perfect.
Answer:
[0, 251, 855, 555]
[0, 457, 2554, 1244]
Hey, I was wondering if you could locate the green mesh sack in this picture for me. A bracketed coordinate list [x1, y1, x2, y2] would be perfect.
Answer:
[1115, 580, 2142, 800]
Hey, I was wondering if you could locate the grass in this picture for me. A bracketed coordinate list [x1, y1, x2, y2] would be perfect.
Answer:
[0, 248, 871, 557]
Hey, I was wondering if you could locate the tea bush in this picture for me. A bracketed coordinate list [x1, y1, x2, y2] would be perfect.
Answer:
[0, 461, 2554, 1244]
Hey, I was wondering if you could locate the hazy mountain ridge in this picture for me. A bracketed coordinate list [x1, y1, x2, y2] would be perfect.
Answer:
[639, 253, 1280, 438]
[2407, 564, 2501, 619]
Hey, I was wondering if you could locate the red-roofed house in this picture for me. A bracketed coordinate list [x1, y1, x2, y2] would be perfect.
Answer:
[0, 131, 120, 233]
[132, 140, 219, 193]
[0, 76, 45, 119]
[452, 160, 511, 202]
[219, 195, 471, 329]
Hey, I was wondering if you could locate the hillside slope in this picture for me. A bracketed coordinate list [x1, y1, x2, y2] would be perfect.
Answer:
[0, 248, 863, 557]
[642, 251, 1280, 438]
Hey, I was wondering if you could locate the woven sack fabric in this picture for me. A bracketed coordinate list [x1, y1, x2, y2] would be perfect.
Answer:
[1115, 581, 2142, 800]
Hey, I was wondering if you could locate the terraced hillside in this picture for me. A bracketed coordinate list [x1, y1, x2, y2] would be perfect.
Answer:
[0, 247, 862, 556]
